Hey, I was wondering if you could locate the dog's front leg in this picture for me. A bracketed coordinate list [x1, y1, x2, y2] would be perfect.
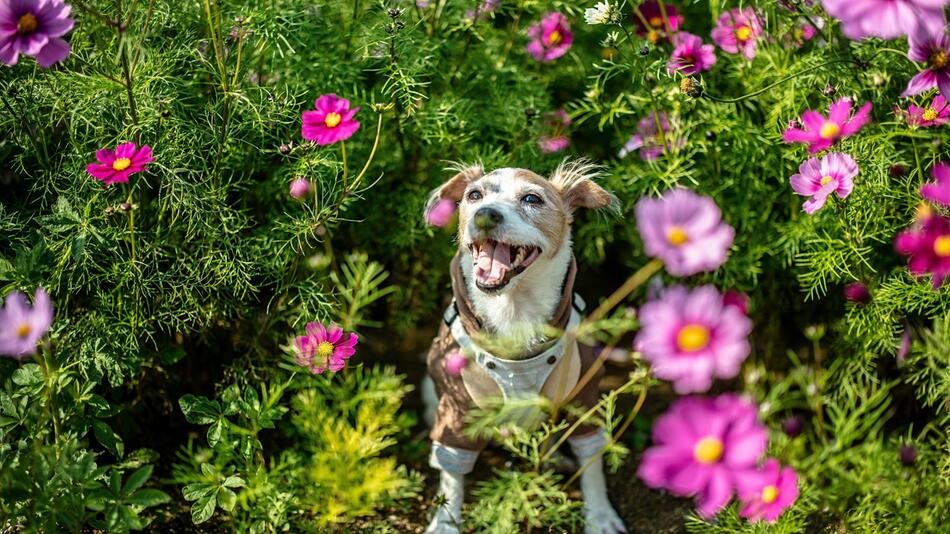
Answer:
[426, 443, 479, 534]
[569, 431, 627, 534]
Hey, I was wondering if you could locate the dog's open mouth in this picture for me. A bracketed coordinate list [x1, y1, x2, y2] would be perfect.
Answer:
[471, 239, 541, 291]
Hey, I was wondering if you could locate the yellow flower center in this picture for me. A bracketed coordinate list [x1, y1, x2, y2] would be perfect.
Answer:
[316, 341, 335, 360]
[819, 121, 841, 140]
[761, 484, 780, 504]
[736, 25, 753, 42]
[17, 13, 37, 34]
[794, 28, 804, 39]
[932, 50, 948, 69]
[923, 108, 939, 121]
[917, 202, 933, 221]
[676, 324, 711, 352]
[324, 112, 342, 128]
[647, 30, 660, 44]
[112, 158, 132, 171]
[820, 175, 834, 186]
[666, 226, 688, 246]
[16, 324, 31, 338]
[547, 30, 562, 45]
[649, 16, 663, 28]
[694, 437, 724, 464]
[934, 235, 950, 257]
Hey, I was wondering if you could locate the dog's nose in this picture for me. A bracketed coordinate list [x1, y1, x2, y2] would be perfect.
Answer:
[474, 207, 503, 230]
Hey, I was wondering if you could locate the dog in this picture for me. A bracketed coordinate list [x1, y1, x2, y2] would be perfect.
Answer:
[423, 160, 626, 534]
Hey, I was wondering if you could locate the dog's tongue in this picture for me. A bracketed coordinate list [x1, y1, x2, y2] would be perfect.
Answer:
[475, 242, 512, 285]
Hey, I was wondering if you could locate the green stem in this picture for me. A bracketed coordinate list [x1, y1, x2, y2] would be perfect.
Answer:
[341, 141, 349, 189]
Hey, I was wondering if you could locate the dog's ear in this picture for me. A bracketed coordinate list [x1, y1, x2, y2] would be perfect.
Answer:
[425, 164, 484, 216]
[550, 159, 619, 212]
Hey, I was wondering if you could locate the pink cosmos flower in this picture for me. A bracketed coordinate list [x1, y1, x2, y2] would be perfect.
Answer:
[637, 394, 768, 518]
[0, 0, 74, 67]
[711, 8, 762, 60]
[897, 94, 950, 126]
[789, 152, 857, 214]
[293, 322, 358, 374]
[921, 163, 950, 205]
[464, 0, 499, 21]
[619, 112, 684, 161]
[0, 287, 53, 359]
[635, 188, 736, 277]
[903, 32, 950, 100]
[635, 285, 752, 394]
[289, 178, 312, 199]
[86, 143, 154, 186]
[538, 109, 571, 154]
[739, 459, 799, 523]
[820, 0, 949, 41]
[895, 214, 950, 288]
[785, 19, 819, 48]
[722, 290, 750, 315]
[301, 94, 361, 145]
[782, 99, 873, 153]
[426, 198, 457, 227]
[633, 1, 683, 43]
[526, 12, 573, 62]
[667, 32, 717, 76]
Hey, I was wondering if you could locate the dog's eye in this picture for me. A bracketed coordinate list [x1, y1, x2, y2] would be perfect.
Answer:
[467, 190, 483, 201]
[521, 193, 543, 205]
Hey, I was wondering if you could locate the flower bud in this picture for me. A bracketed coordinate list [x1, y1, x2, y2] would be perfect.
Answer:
[843, 282, 871, 305]
[289, 178, 312, 199]
[899, 444, 917, 466]
[781, 415, 804, 437]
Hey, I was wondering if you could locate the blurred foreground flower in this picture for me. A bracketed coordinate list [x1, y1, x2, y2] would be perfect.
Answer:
[0, 288, 53, 359]
[635, 188, 735, 276]
[302, 94, 360, 145]
[711, 8, 762, 59]
[739, 458, 799, 523]
[0, 0, 74, 67]
[782, 99, 872, 153]
[895, 214, 950, 288]
[619, 112, 683, 160]
[903, 32, 950, 100]
[526, 12, 572, 62]
[667, 32, 717, 76]
[444, 350, 467, 376]
[789, 152, 857, 214]
[537, 109, 571, 153]
[920, 163, 950, 205]
[635, 285, 752, 394]
[294, 322, 358, 374]
[425, 198, 457, 227]
[86, 142, 154, 186]
[637, 394, 768, 518]
[821, 0, 949, 41]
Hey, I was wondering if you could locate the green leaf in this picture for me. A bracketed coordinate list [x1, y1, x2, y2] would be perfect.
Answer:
[200, 463, 216, 477]
[179, 395, 221, 425]
[207, 419, 225, 448]
[92, 420, 125, 458]
[217, 487, 237, 512]
[86, 394, 116, 417]
[127, 488, 171, 508]
[158, 346, 186, 365]
[122, 465, 153, 495]
[222, 476, 245, 488]
[12, 364, 44, 387]
[191, 494, 217, 524]
[182, 483, 213, 502]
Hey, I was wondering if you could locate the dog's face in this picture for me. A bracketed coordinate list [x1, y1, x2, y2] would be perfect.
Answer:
[428, 161, 617, 294]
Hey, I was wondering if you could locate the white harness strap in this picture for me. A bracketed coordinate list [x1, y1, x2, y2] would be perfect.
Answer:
[447, 296, 584, 401]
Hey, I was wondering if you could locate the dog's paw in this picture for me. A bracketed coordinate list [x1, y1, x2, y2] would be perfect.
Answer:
[584, 504, 627, 534]
[424, 510, 462, 534]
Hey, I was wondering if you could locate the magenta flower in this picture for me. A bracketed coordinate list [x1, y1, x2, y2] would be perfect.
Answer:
[903, 33, 950, 100]
[637, 395, 768, 518]
[820, 0, 949, 40]
[86, 143, 154, 186]
[921, 163, 950, 205]
[619, 112, 683, 161]
[782, 99, 873, 153]
[739, 459, 799, 523]
[0, 0, 74, 67]
[722, 290, 749, 315]
[426, 198, 457, 227]
[526, 12, 573, 62]
[302, 94, 361, 146]
[293, 322, 358, 374]
[711, 8, 762, 60]
[844, 282, 872, 304]
[635, 285, 752, 394]
[897, 94, 950, 126]
[289, 178, 312, 199]
[895, 214, 950, 288]
[635, 188, 736, 277]
[0, 287, 53, 359]
[667, 32, 717, 76]
[444, 350, 468, 376]
[538, 109, 571, 153]
[633, 1, 683, 43]
[789, 152, 857, 214]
